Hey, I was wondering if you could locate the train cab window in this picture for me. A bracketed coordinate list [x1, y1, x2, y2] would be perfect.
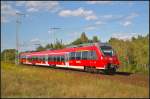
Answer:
[69, 52, 75, 60]
[76, 52, 81, 60]
[82, 51, 88, 60]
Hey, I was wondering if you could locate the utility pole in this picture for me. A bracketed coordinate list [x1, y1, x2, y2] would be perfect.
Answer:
[49, 27, 61, 45]
[15, 12, 25, 65]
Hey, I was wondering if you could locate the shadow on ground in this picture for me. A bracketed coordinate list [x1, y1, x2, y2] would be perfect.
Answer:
[115, 71, 132, 76]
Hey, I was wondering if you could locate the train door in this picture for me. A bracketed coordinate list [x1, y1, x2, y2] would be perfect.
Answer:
[65, 52, 69, 67]
[45, 55, 49, 65]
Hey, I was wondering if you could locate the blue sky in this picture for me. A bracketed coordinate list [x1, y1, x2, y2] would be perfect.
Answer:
[1, 1, 149, 51]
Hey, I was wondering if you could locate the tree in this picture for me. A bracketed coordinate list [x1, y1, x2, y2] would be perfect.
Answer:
[71, 32, 89, 45]
[36, 45, 45, 51]
[71, 38, 82, 45]
[92, 36, 99, 42]
[45, 43, 54, 50]
[53, 39, 65, 49]
[1, 49, 16, 62]
[80, 32, 89, 43]
[108, 34, 149, 73]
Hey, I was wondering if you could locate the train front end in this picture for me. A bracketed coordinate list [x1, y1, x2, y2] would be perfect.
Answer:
[98, 43, 120, 74]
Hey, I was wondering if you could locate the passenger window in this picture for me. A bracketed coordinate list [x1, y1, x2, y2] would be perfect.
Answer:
[87, 51, 91, 60]
[34, 57, 36, 60]
[42, 56, 45, 61]
[40, 56, 42, 61]
[90, 51, 97, 60]
[54, 56, 57, 62]
[48, 56, 51, 61]
[49, 56, 54, 62]
[69, 52, 75, 60]
[48, 56, 52, 61]
[32, 56, 34, 61]
[82, 51, 88, 60]
[76, 52, 81, 60]
[61, 56, 65, 62]
[57, 56, 60, 62]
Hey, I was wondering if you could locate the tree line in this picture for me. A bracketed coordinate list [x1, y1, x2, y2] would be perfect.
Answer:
[108, 34, 149, 73]
[1, 32, 149, 73]
[35, 32, 100, 51]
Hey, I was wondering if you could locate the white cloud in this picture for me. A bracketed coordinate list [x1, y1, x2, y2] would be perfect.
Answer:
[102, 15, 113, 19]
[100, 14, 124, 21]
[87, 1, 136, 5]
[120, 13, 139, 27]
[30, 38, 48, 47]
[84, 20, 105, 31]
[95, 21, 105, 25]
[58, 7, 97, 21]
[85, 15, 97, 20]
[19, 1, 59, 12]
[27, 7, 38, 12]
[87, 1, 112, 4]
[112, 33, 139, 40]
[30, 38, 41, 44]
[84, 26, 96, 30]
[1, 3, 17, 16]
[1, 2, 19, 23]
[125, 13, 139, 20]
[122, 21, 132, 27]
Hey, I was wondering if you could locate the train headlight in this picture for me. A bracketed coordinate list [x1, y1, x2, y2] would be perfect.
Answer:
[100, 56, 103, 60]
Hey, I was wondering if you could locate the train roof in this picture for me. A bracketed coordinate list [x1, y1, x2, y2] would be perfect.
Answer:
[20, 42, 111, 56]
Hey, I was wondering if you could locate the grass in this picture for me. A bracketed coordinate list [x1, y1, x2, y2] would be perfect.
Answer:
[118, 64, 149, 74]
[1, 62, 149, 98]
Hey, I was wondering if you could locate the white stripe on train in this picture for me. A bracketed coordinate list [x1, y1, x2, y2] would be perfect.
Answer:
[22, 63, 105, 70]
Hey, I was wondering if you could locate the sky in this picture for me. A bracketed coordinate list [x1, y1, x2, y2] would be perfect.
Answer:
[1, 1, 149, 52]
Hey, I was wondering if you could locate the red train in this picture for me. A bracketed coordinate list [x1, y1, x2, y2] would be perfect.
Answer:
[19, 42, 120, 74]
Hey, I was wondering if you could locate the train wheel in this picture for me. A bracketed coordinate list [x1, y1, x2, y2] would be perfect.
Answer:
[84, 66, 88, 72]
[103, 68, 116, 75]
[84, 66, 97, 73]
[111, 67, 116, 74]
[90, 67, 97, 73]
[84, 66, 90, 72]
[52, 64, 56, 68]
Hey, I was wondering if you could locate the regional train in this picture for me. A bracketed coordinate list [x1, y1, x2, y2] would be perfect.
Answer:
[19, 42, 120, 74]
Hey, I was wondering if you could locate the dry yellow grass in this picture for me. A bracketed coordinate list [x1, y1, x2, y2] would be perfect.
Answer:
[1, 62, 149, 98]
